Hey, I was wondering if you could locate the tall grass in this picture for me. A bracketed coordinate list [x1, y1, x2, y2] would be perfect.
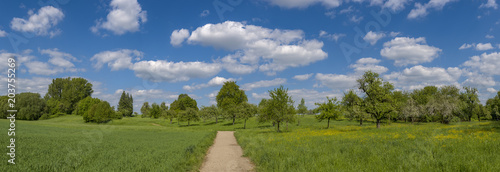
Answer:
[236, 116, 500, 171]
[0, 115, 215, 171]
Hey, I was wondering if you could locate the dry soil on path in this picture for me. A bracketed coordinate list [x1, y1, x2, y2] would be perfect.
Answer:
[199, 131, 254, 172]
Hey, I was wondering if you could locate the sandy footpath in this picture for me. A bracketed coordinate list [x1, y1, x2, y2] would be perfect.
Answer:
[199, 131, 254, 172]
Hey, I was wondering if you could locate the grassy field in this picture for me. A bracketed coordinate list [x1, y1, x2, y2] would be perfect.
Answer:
[1, 115, 499, 171]
[236, 116, 500, 172]
[0, 115, 217, 171]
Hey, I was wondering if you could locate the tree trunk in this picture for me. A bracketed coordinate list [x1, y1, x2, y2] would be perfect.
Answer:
[286, 121, 288, 131]
[215, 116, 218, 124]
[277, 121, 280, 132]
[188, 120, 190, 126]
[297, 118, 300, 126]
[170, 118, 172, 124]
[232, 116, 235, 125]
[376, 119, 380, 128]
[327, 118, 330, 129]
[244, 119, 247, 129]
[478, 115, 481, 122]
[360, 118, 363, 126]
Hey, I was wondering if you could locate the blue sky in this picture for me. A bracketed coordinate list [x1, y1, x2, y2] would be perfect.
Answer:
[0, 0, 499, 112]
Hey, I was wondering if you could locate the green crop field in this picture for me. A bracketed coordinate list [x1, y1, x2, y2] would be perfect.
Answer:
[0, 116, 216, 171]
[2, 115, 500, 171]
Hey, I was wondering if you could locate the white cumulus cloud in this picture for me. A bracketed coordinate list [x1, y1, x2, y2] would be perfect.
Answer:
[363, 31, 386, 45]
[179, 21, 327, 75]
[91, 0, 147, 35]
[91, 49, 143, 71]
[242, 78, 287, 91]
[408, 0, 456, 19]
[170, 29, 190, 47]
[10, 6, 64, 37]
[183, 76, 235, 91]
[463, 52, 500, 75]
[293, 73, 314, 81]
[381, 37, 442, 66]
[264, 0, 342, 9]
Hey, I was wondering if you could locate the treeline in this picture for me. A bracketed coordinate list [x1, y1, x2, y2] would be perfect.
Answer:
[2, 72, 500, 128]
[0, 77, 134, 123]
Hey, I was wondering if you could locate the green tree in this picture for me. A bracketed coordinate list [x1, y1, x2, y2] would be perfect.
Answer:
[297, 98, 308, 115]
[315, 97, 343, 129]
[199, 105, 222, 124]
[460, 86, 480, 122]
[150, 103, 162, 119]
[75, 96, 101, 117]
[45, 77, 93, 114]
[164, 109, 177, 124]
[141, 102, 151, 118]
[342, 90, 368, 125]
[402, 98, 420, 123]
[170, 94, 199, 111]
[296, 98, 307, 126]
[258, 86, 295, 132]
[17, 93, 46, 120]
[84, 101, 117, 123]
[118, 91, 133, 117]
[216, 81, 248, 125]
[237, 102, 258, 129]
[179, 108, 199, 126]
[357, 71, 394, 128]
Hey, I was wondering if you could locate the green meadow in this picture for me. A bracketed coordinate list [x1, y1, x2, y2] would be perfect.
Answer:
[1, 115, 499, 171]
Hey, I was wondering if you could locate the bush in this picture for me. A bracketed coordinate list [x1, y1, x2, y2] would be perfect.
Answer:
[84, 101, 118, 123]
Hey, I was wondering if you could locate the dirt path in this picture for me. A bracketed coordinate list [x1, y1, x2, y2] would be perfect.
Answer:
[200, 131, 254, 172]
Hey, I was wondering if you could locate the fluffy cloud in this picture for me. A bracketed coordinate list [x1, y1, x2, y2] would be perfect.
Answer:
[177, 21, 327, 75]
[293, 73, 314, 81]
[264, 0, 342, 9]
[10, 6, 64, 37]
[131, 60, 221, 82]
[183, 76, 235, 91]
[91, 49, 143, 70]
[408, 0, 456, 19]
[40, 48, 78, 68]
[0, 30, 6, 37]
[462, 72, 496, 88]
[0, 50, 34, 73]
[459, 43, 474, 50]
[242, 78, 287, 91]
[475, 43, 494, 51]
[462, 52, 500, 75]
[315, 73, 358, 90]
[480, 0, 498, 9]
[380, 37, 442, 66]
[487, 88, 498, 93]
[170, 29, 190, 47]
[383, 0, 410, 11]
[460, 43, 495, 51]
[92, 49, 222, 82]
[26, 61, 61, 75]
[350, 57, 388, 74]
[384, 65, 462, 90]
[363, 31, 386, 45]
[91, 0, 147, 35]
[1, 49, 79, 76]
[319, 30, 346, 42]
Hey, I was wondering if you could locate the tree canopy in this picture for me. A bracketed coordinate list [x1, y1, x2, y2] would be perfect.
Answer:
[357, 71, 394, 128]
[258, 85, 295, 132]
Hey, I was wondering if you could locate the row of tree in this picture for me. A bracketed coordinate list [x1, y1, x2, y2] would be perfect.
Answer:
[0, 77, 137, 123]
